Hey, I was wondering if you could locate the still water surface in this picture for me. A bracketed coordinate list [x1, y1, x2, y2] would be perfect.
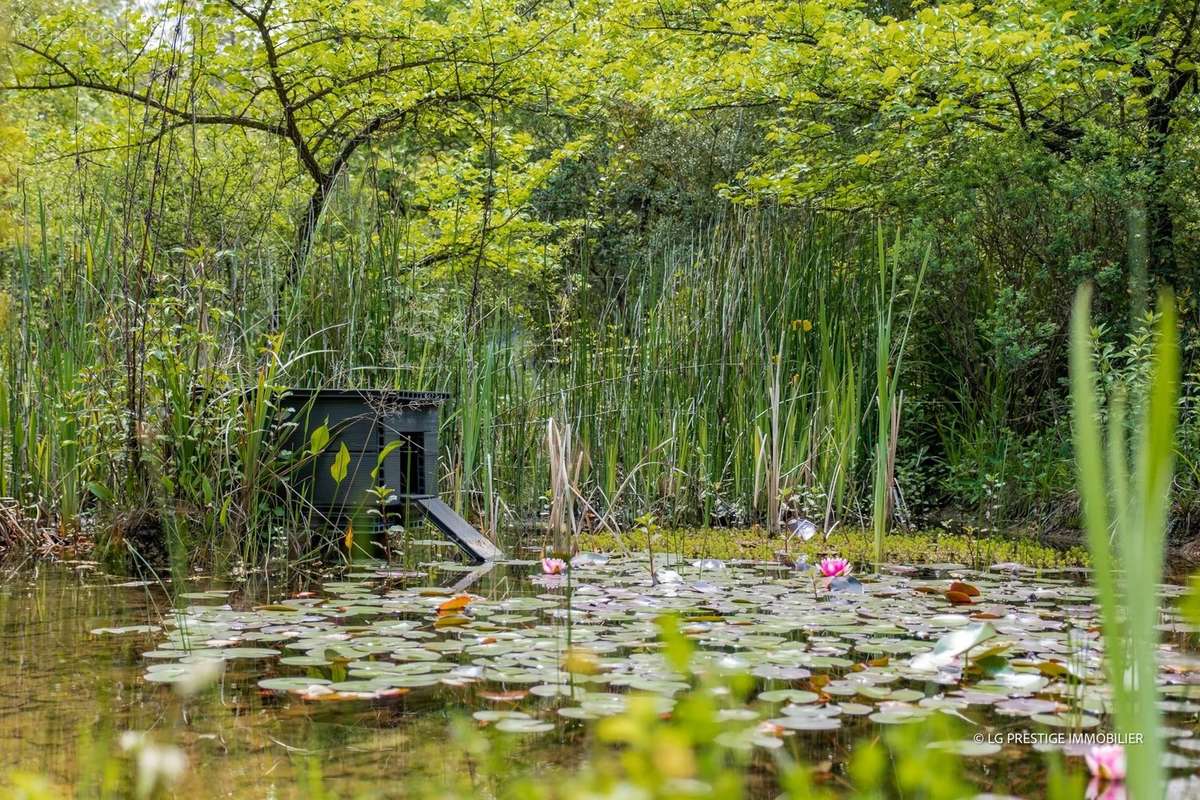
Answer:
[2, 550, 1198, 798]
[0, 554, 564, 798]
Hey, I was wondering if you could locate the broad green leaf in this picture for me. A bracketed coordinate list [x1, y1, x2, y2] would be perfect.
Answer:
[331, 442, 350, 485]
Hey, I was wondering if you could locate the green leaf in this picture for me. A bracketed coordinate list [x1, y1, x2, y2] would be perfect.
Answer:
[331, 442, 350, 485]
[309, 422, 330, 456]
[371, 438, 406, 480]
[87, 481, 114, 503]
[1182, 576, 1200, 627]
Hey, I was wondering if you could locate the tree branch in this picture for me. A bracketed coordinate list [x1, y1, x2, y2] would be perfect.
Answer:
[226, 0, 328, 183]
[7, 41, 289, 137]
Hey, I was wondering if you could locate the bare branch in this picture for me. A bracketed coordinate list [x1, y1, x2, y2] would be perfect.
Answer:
[7, 43, 289, 139]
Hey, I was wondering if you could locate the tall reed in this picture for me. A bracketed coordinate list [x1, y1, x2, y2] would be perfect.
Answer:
[2, 200, 911, 565]
[871, 229, 926, 566]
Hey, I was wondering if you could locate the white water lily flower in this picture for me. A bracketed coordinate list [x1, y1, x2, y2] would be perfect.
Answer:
[119, 732, 188, 799]
[135, 744, 187, 799]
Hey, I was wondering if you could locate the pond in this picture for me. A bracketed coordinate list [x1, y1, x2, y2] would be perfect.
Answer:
[2, 548, 1199, 798]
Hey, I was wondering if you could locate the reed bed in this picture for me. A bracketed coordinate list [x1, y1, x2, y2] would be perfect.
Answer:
[0, 201, 909, 563]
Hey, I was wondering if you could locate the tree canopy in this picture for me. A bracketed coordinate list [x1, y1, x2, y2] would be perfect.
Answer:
[2, 0, 1197, 304]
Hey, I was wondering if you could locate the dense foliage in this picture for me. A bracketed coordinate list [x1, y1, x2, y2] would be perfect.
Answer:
[0, 0, 1198, 561]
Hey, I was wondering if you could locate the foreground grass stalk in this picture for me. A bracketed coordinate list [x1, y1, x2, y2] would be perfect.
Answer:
[1070, 284, 1177, 800]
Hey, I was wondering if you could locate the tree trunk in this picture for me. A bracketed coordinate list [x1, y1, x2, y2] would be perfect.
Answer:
[275, 179, 331, 321]
[1126, 197, 1149, 321]
[1144, 91, 1181, 293]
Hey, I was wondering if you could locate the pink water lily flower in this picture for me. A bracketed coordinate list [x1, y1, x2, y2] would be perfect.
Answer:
[818, 557, 852, 579]
[541, 557, 567, 575]
[1085, 780, 1126, 800]
[1085, 745, 1126, 782]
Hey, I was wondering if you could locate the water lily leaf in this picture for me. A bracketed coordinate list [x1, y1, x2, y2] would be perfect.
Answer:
[928, 739, 1001, 756]
[258, 677, 332, 692]
[279, 655, 332, 667]
[1031, 712, 1100, 728]
[473, 710, 530, 722]
[213, 647, 280, 660]
[770, 715, 841, 731]
[580, 693, 629, 715]
[329, 679, 391, 692]
[996, 698, 1060, 716]
[494, 718, 554, 733]
[757, 689, 819, 704]
[390, 674, 441, 688]
[91, 625, 159, 635]
[557, 706, 598, 720]
[142, 665, 193, 684]
[869, 708, 930, 725]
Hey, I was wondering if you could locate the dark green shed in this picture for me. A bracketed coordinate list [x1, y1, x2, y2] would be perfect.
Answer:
[279, 388, 502, 562]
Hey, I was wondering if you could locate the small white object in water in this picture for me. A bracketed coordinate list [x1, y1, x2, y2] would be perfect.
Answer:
[656, 569, 683, 584]
[451, 665, 485, 680]
[718, 654, 749, 671]
[571, 552, 609, 567]
[120, 732, 188, 798]
[691, 558, 726, 570]
[787, 518, 818, 541]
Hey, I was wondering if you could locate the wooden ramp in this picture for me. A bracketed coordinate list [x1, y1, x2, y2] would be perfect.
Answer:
[414, 496, 504, 563]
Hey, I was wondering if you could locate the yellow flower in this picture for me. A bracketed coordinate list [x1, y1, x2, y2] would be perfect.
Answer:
[562, 647, 600, 675]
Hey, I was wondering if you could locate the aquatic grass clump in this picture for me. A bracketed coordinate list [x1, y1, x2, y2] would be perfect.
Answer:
[1069, 285, 1179, 800]
[575, 526, 1090, 569]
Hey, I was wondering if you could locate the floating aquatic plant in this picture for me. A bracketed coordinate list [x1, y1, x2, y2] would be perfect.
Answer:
[1085, 745, 1126, 782]
[818, 557, 851, 578]
[129, 549, 1198, 799]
